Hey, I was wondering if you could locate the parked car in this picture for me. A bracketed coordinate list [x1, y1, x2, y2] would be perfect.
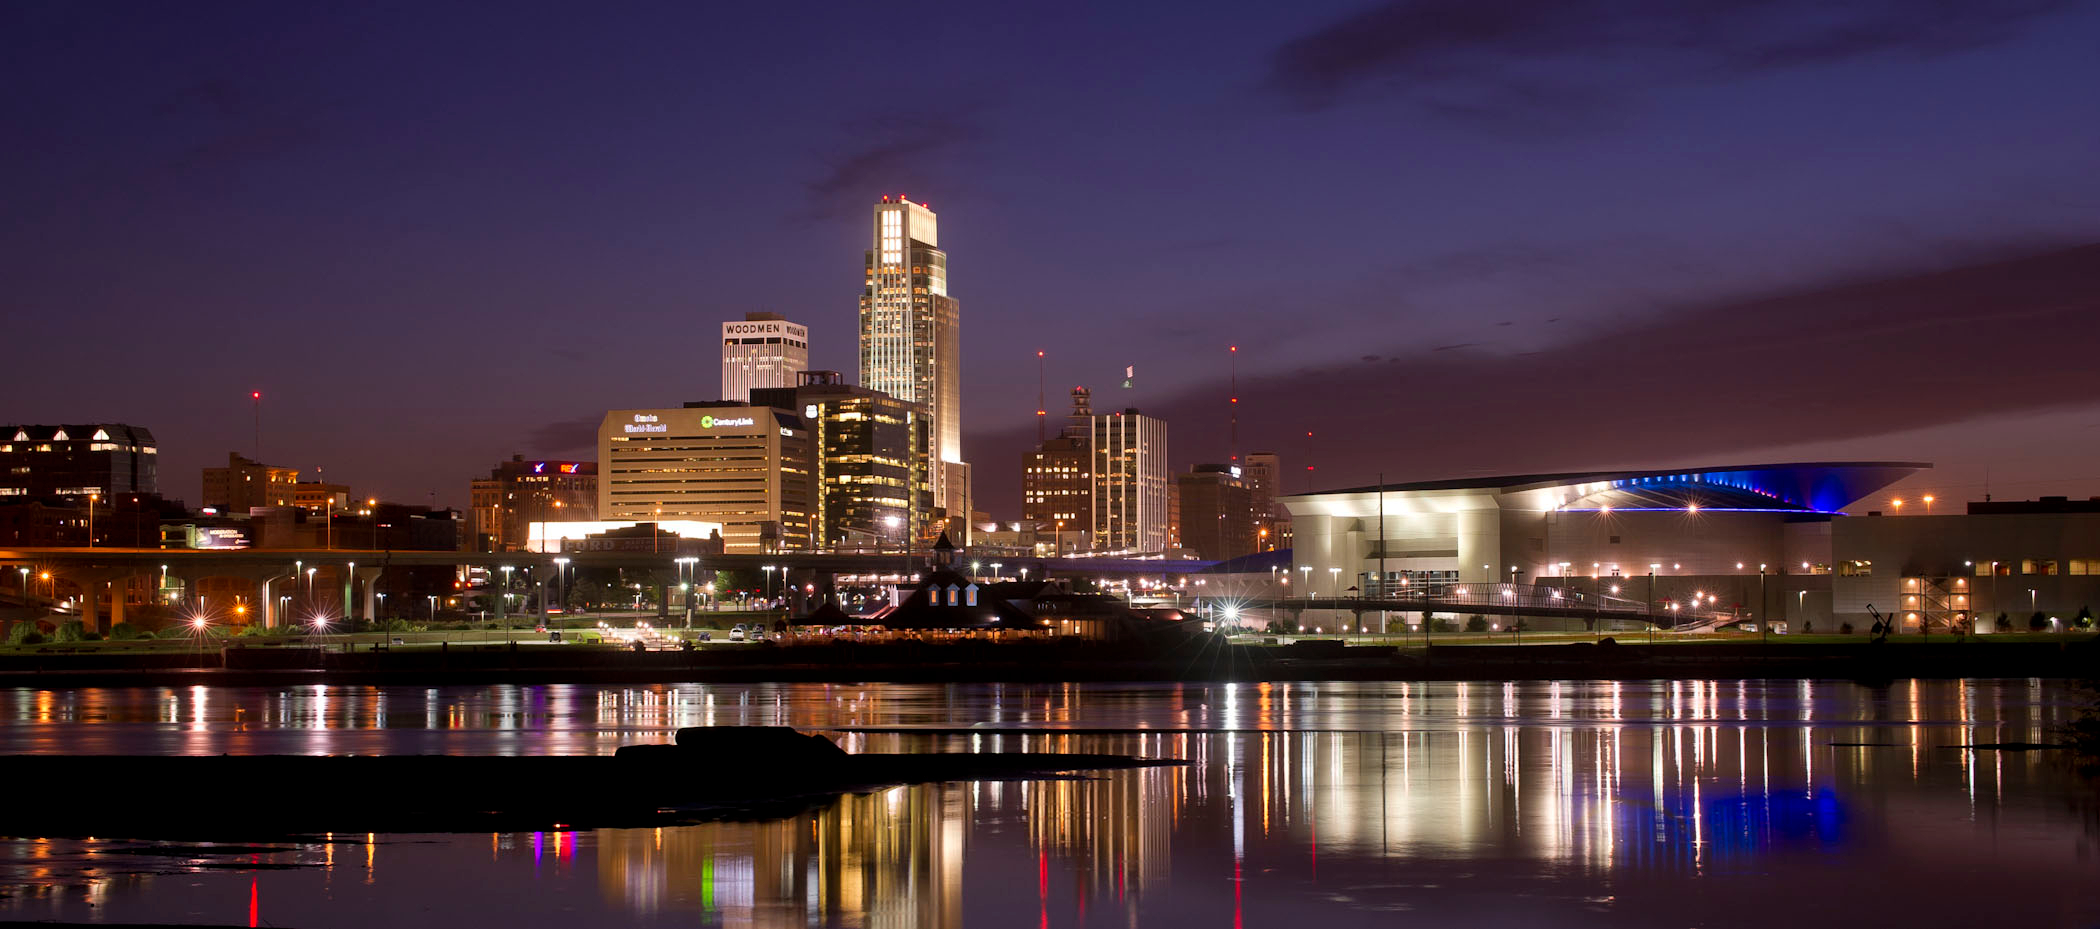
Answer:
[729, 624, 747, 642]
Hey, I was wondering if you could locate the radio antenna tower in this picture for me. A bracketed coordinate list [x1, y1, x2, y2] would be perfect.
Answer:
[250, 390, 262, 460]
[1036, 350, 1047, 442]
[1228, 345, 1239, 464]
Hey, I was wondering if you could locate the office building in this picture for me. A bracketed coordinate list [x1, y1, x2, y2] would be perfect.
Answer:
[1020, 387, 1169, 555]
[751, 370, 931, 551]
[720, 312, 809, 402]
[1243, 451, 1288, 551]
[469, 456, 598, 551]
[858, 196, 969, 541]
[0, 424, 158, 499]
[200, 452, 297, 513]
[598, 404, 813, 553]
[1091, 407, 1170, 554]
[1176, 464, 1257, 562]
[1021, 388, 1094, 554]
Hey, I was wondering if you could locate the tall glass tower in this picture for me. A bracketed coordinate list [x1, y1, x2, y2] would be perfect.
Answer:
[859, 196, 968, 540]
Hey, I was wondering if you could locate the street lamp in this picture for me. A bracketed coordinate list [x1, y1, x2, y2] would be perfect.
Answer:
[1328, 566, 1341, 600]
[991, 562, 1003, 581]
[553, 557, 570, 613]
[1758, 563, 1768, 643]
[1299, 565, 1312, 599]
[763, 565, 777, 601]
[427, 594, 438, 623]
[86, 492, 97, 548]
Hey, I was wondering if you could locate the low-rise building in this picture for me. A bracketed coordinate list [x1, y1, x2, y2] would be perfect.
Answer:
[1831, 496, 2100, 633]
[201, 452, 297, 512]
[599, 404, 813, 553]
[469, 456, 597, 551]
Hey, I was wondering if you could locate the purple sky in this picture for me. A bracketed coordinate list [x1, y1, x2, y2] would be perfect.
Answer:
[5, 1, 2099, 517]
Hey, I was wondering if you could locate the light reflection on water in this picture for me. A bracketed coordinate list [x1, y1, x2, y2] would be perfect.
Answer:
[1, 679, 2095, 928]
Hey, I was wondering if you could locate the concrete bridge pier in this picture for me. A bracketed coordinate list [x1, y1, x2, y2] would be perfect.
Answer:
[62, 567, 130, 635]
[259, 573, 293, 628]
[357, 566, 383, 628]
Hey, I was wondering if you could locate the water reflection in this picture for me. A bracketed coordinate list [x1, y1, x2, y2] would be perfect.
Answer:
[0, 680, 2095, 928]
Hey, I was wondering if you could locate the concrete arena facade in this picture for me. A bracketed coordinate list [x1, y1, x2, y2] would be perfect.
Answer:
[1279, 463, 1923, 627]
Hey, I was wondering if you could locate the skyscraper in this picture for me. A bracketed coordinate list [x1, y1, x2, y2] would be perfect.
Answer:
[720, 312, 809, 402]
[859, 196, 968, 542]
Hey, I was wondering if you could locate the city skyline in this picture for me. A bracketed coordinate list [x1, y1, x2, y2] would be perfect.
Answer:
[4, 2, 2099, 516]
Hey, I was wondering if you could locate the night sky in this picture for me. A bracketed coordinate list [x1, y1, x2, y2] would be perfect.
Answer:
[6, 1, 2099, 517]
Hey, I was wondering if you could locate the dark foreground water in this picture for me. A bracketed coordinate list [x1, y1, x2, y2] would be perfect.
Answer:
[1, 679, 2095, 928]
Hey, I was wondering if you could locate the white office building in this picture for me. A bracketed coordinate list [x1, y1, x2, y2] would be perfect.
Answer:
[720, 313, 809, 402]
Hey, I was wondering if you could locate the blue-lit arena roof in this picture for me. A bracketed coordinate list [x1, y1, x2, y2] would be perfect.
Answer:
[1304, 462, 1927, 514]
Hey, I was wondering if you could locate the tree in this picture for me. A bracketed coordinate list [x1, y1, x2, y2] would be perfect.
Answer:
[2075, 606, 2094, 630]
[1429, 617, 1457, 633]
[1802, 620, 1814, 634]
[1839, 622, 1854, 635]
[2029, 611, 2050, 632]
[1465, 615, 1489, 633]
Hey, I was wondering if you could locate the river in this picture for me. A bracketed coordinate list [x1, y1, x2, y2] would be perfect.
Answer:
[1, 678, 2094, 927]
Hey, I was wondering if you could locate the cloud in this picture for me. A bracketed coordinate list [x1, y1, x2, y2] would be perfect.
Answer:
[1267, 0, 2082, 116]
[967, 240, 2100, 510]
[801, 115, 982, 218]
[523, 414, 601, 454]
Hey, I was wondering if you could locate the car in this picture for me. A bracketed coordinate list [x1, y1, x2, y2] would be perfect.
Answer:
[749, 626, 767, 642]
[728, 624, 747, 642]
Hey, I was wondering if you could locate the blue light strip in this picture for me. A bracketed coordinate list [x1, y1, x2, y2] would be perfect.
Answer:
[1563, 507, 1840, 514]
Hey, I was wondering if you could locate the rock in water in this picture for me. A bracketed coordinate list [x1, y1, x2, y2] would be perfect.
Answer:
[674, 725, 849, 764]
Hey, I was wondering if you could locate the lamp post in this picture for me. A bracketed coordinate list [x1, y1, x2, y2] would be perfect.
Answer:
[1648, 563, 1660, 644]
[86, 493, 97, 548]
[427, 595, 437, 624]
[553, 557, 570, 614]
[1758, 563, 1768, 644]
[499, 565, 514, 632]
[763, 565, 777, 604]
[1299, 565, 1312, 600]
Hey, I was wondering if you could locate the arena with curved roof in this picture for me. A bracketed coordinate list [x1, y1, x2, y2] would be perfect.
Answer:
[1277, 462, 1926, 623]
